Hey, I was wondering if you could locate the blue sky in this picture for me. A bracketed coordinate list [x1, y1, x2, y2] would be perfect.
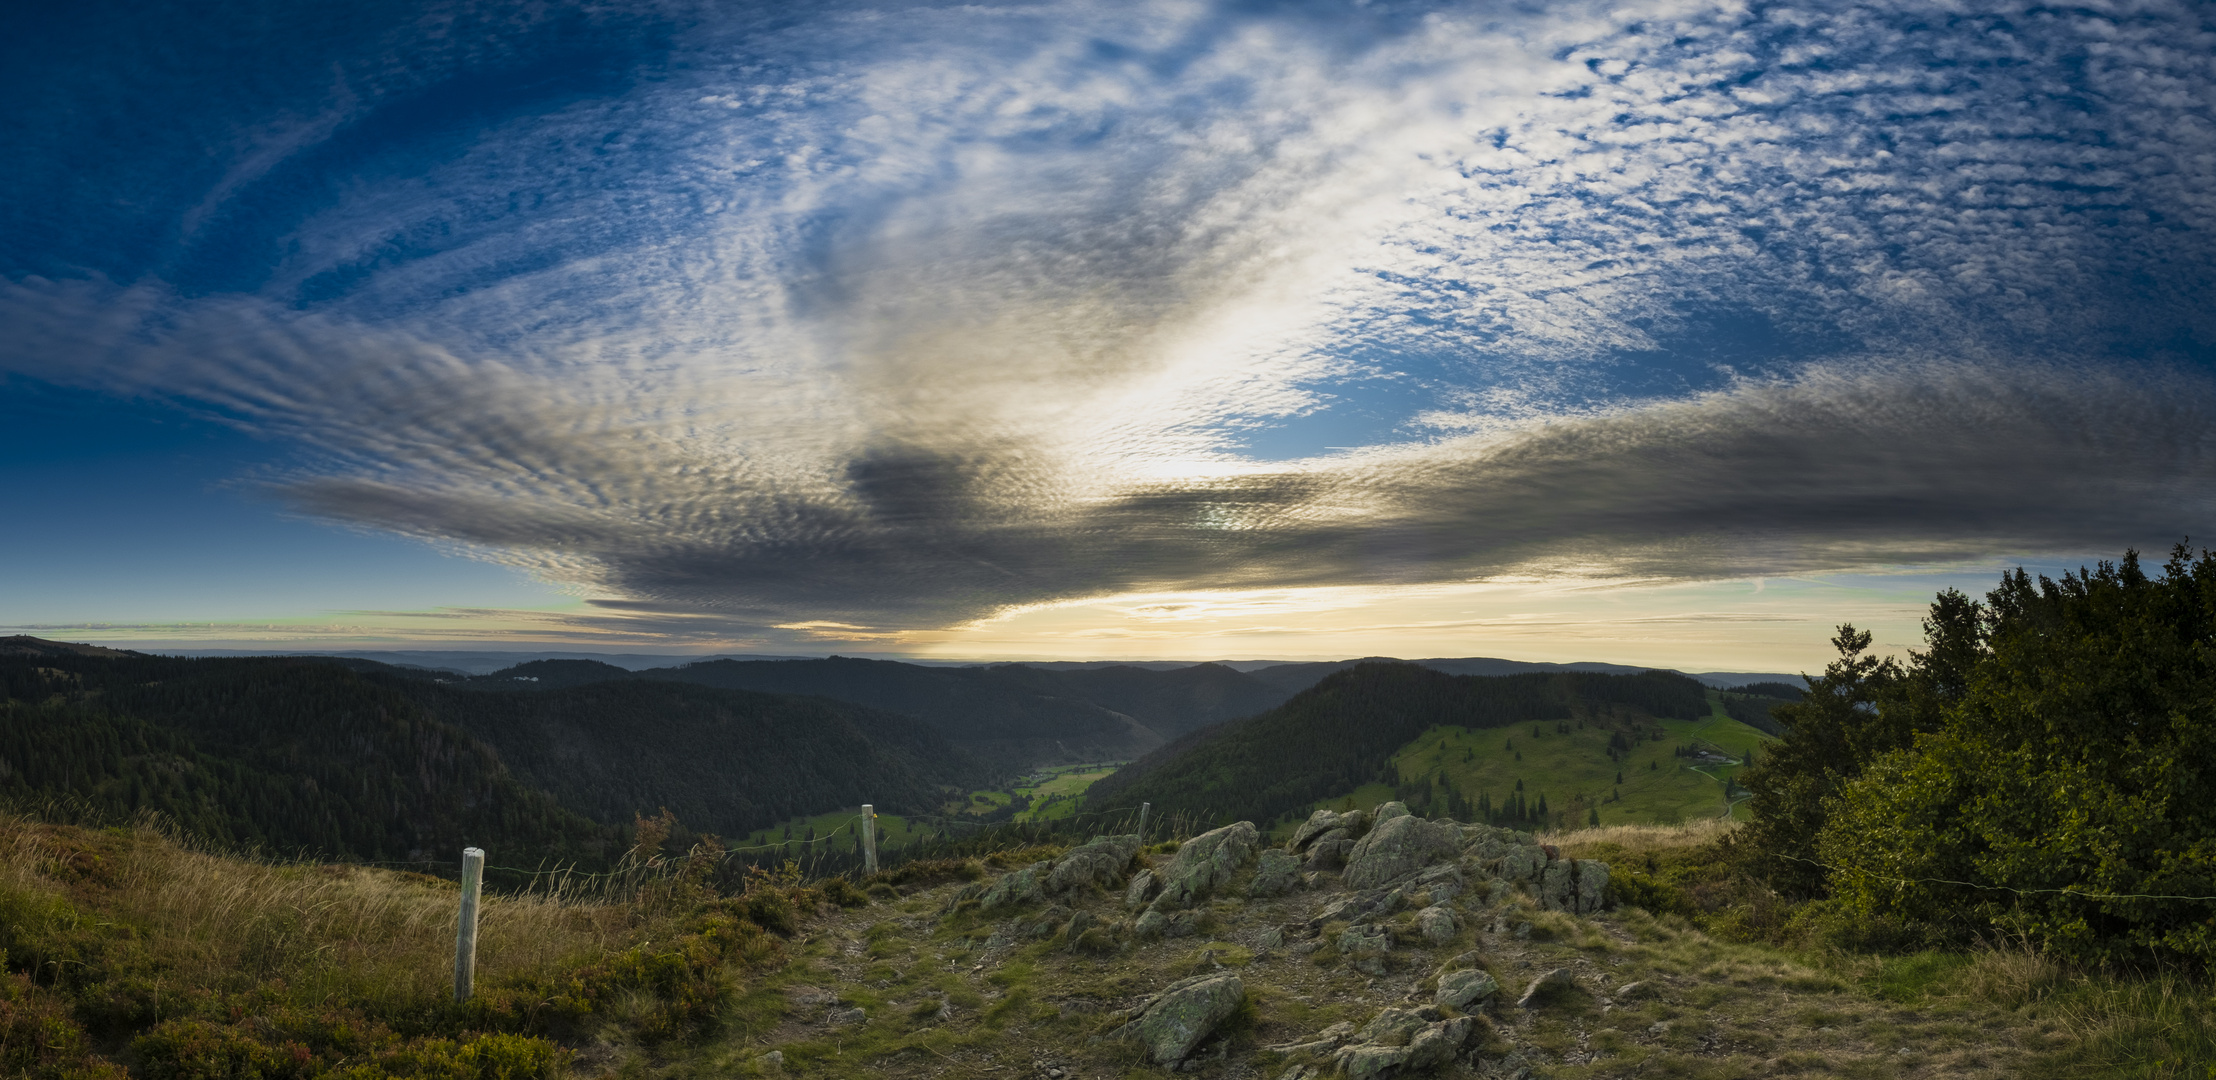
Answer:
[4, 0, 2213, 668]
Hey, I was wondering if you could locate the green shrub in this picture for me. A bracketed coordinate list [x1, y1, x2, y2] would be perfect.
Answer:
[0, 973, 127, 1080]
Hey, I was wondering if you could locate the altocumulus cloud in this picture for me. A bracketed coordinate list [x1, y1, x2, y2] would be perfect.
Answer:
[3, 0, 2214, 636]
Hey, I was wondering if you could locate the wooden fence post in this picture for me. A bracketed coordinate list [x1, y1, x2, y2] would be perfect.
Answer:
[1138, 802, 1149, 842]
[454, 847, 484, 1002]
[860, 804, 878, 875]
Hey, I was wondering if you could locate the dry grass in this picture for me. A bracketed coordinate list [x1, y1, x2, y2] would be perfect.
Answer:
[1538, 818, 1739, 852]
[0, 813, 640, 1014]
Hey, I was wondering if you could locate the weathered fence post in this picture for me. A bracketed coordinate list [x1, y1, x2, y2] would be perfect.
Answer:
[454, 846, 484, 1002]
[860, 804, 878, 875]
[1138, 802, 1150, 842]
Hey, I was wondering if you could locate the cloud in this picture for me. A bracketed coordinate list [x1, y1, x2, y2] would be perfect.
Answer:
[4, 0, 2215, 637]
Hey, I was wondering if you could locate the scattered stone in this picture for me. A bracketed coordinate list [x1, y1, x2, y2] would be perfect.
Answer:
[1416, 905, 1458, 945]
[757, 1049, 784, 1071]
[1290, 808, 1367, 851]
[1248, 848, 1304, 898]
[1613, 980, 1651, 1000]
[1046, 834, 1142, 894]
[825, 1006, 867, 1026]
[1338, 924, 1393, 976]
[1435, 968, 1500, 1010]
[1149, 821, 1261, 910]
[1255, 926, 1286, 950]
[1024, 903, 1073, 938]
[1649, 1020, 1670, 1035]
[1343, 813, 1463, 889]
[1104, 973, 1246, 1065]
[1125, 869, 1159, 910]
[1516, 968, 1577, 1009]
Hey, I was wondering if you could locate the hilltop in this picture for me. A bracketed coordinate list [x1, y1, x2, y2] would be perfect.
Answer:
[1086, 664, 1726, 830]
[1, 802, 2186, 1080]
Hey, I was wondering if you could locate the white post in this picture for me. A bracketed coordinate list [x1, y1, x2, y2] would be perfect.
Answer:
[860, 804, 878, 875]
[1138, 802, 1150, 841]
[454, 847, 484, 1001]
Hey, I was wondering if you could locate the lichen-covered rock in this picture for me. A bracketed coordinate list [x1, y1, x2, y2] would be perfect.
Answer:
[978, 861, 1050, 912]
[1046, 834, 1141, 894]
[1371, 801, 1412, 824]
[1149, 821, 1260, 910]
[1356, 1005, 1430, 1045]
[1133, 907, 1201, 940]
[1338, 923, 1391, 958]
[1331, 1009, 1472, 1080]
[1494, 844, 1546, 883]
[1304, 831, 1355, 871]
[1106, 973, 1246, 1065]
[1416, 905, 1458, 945]
[1290, 808, 1366, 852]
[1024, 903, 1073, 938]
[1409, 864, 1466, 905]
[1435, 968, 1499, 1010]
[1516, 967, 1577, 1009]
[1537, 858, 1611, 913]
[1133, 907, 1169, 940]
[1248, 848, 1303, 898]
[1572, 859, 1610, 914]
[1338, 923, 1392, 975]
[1344, 814, 1463, 889]
[1124, 869, 1159, 910]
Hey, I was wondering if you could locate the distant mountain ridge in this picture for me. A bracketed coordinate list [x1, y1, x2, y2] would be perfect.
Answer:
[151, 645, 1806, 688]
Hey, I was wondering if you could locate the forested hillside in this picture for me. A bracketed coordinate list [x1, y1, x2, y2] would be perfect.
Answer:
[0, 644, 615, 868]
[1085, 662, 1711, 827]
[399, 678, 982, 840]
[0, 642, 982, 866]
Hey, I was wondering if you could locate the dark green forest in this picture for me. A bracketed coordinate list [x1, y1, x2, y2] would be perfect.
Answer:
[0, 650, 615, 870]
[449, 655, 1300, 771]
[0, 644, 979, 871]
[1083, 663, 1711, 827]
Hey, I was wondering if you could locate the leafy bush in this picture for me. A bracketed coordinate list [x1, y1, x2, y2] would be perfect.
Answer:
[1747, 546, 2216, 965]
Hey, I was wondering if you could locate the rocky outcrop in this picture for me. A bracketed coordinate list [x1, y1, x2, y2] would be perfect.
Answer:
[1103, 973, 1246, 1065]
[1302, 830, 1355, 871]
[1538, 858, 1611, 914]
[1046, 834, 1142, 894]
[1334, 1007, 1473, 1080]
[1344, 813, 1463, 889]
[1149, 821, 1260, 910]
[977, 861, 1049, 912]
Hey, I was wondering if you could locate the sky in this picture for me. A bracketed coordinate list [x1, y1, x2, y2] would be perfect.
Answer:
[3, 0, 2213, 672]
